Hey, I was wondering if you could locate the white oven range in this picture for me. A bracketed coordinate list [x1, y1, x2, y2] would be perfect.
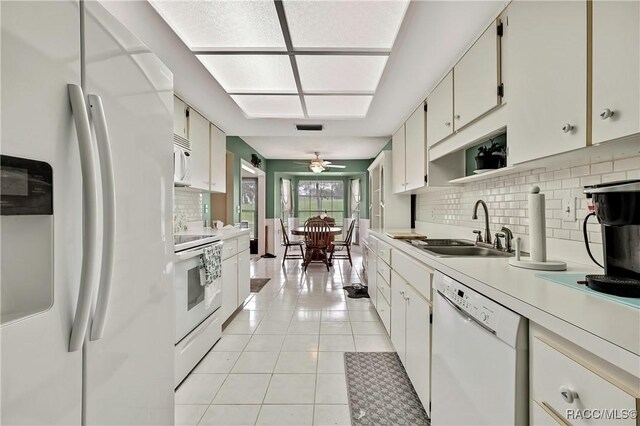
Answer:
[174, 235, 223, 385]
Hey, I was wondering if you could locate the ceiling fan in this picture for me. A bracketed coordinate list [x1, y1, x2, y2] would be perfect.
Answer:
[295, 152, 346, 174]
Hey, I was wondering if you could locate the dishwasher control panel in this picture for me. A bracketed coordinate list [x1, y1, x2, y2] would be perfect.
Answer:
[435, 272, 498, 332]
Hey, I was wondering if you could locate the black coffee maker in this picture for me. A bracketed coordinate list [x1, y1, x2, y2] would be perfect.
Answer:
[583, 180, 640, 297]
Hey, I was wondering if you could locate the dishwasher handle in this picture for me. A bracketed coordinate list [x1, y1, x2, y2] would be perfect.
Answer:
[437, 290, 496, 335]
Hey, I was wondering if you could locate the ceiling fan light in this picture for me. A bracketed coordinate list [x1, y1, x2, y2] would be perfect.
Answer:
[310, 164, 324, 173]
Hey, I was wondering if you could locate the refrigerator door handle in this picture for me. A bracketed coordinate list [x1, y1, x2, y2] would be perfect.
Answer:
[68, 84, 101, 352]
[88, 94, 116, 341]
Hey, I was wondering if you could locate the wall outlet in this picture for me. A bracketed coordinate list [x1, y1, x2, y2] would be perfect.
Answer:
[562, 198, 576, 221]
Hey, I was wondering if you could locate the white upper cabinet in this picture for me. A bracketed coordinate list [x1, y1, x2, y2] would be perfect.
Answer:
[209, 123, 226, 193]
[189, 109, 210, 191]
[426, 71, 454, 146]
[173, 95, 188, 138]
[392, 125, 407, 194]
[404, 105, 427, 191]
[507, 0, 587, 164]
[454, 20, 502, 130]
[592, 0, 640, 144]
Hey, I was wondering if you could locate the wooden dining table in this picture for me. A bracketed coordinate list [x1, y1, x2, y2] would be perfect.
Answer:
[291, 226, 343, 266]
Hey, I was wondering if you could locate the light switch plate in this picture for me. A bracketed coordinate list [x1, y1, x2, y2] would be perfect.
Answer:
[562, 198, 576, 221]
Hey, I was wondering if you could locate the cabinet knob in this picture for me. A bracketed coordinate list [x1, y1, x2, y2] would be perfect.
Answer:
[455, 114, 461, 120]
[559, 386, 578, 404]
[444, 121, 451, 127]
[561, 123, 574, 133]
[599, 108, 614, 120]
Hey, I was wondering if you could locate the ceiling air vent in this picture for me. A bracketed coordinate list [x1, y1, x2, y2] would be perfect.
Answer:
[296, 124, 323, 131]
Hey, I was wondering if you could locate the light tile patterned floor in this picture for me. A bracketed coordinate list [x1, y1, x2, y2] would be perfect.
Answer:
[175, 248, 394, 426]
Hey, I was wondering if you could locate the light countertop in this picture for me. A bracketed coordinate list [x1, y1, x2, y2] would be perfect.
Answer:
[176, 227, 250, 241]
[368, 228, 640, 375]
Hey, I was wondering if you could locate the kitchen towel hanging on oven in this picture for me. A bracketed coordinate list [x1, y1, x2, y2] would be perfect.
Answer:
[200, 244, 222, 284]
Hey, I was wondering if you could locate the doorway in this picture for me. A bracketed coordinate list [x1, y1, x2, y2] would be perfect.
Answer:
[241, 177, 258, 253]
[241, 159, 265, 256]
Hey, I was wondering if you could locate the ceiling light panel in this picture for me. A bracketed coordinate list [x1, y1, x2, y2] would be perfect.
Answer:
[297, 55, 387, 93]
[305, 96, 373, 118]
[283, 1, 409, 50]
[150, 1, 285, 50]
[231, 95, 304, 118]
[197, 55, 297, 93]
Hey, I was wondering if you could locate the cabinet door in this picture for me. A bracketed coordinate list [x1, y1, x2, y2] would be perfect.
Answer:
[237, 249, 250, 306]
[189, 110, 210, 191]
[405, 285, 431, 413]
[454, 20, 501, 130]
[390, 272, 407, 364]
[367, 249, 377, 308]
[209, 123, 227, 193]
[592, 1, 640, 144]
[173, 95, 188, 138]
[221, 256, 238, 322]
[405, 105, 427, 191]
[426, 71, 454, 146]
[391, 125, 406, 194]
[507, 0, 587, 164]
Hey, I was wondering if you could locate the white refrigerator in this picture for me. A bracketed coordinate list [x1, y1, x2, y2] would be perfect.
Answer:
[0, 1, 175, 424]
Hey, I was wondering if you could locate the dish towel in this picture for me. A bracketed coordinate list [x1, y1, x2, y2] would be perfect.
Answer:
[200, 244, 222, 309]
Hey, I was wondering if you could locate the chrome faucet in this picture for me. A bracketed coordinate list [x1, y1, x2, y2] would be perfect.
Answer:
[472, 200, 492, 245]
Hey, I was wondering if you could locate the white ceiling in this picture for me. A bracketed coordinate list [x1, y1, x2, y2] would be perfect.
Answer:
[150, 0, 409, 119]
[242, 136, 389, 160]
[102, 1, 508, 159]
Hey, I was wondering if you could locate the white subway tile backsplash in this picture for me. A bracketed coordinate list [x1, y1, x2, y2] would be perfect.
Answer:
[174, 188, 204, 223]
[416, 154, 640, 245]
[590, 161, 613, 174]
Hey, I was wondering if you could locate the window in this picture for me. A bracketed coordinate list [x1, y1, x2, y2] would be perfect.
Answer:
[298, 180, 344, 224]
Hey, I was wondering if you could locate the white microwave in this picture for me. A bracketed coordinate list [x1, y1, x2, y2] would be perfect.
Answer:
[174, 135, 191, 187]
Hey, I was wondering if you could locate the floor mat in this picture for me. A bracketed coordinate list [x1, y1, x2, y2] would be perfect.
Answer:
[344, 352, 429, 425]
[343, 285, 370, 299]
[250, 278, 270, 293]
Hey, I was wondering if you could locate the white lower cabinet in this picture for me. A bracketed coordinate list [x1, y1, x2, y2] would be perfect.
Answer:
[531, 335, 639, 426]
[237, 248, 250, 306]
[404, 284, 431, 412]
[221, 256, 238, 322]
[391, 274, 407, 363]
[531, 400, 565, 426]
[390, 269, 432, 414]
[367, 247, 378, 308]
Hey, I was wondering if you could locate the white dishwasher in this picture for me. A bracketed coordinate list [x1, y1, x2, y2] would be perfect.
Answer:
[431, 271, 528, 425]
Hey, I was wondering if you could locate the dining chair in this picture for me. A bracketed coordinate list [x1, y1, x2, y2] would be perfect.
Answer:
[329, 219, 356, 266]
[280, 218, 304, 267]
[303, 219, 331, 271]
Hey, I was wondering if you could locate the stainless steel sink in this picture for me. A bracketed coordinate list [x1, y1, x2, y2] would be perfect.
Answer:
[421, 245, 514, 258]
[408, 239, 474, 247]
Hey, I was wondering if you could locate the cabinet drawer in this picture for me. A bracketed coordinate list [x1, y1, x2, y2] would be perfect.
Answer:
[377, 277, 391, 305]
[392, 250, 433, 302]
[368, 236, 379, 254]
[377, 241, 391, 265]
[175, 311, 221, 386]
[377, 261, 391, 286]
[532, 337, 638, 426]
[376, 291, 390, 335]
[238, 234, 250, 252]
[222, 239, 238, 260]
[531, 400, 567, 426]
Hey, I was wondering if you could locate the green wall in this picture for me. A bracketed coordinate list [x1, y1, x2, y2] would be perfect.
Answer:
[226, 136, 267, 223]
[265, 159, 372, 220]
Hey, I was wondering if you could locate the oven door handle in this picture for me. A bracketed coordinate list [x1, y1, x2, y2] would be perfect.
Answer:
[437, 290, 496, 335]
[176, 242, 223, 262]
